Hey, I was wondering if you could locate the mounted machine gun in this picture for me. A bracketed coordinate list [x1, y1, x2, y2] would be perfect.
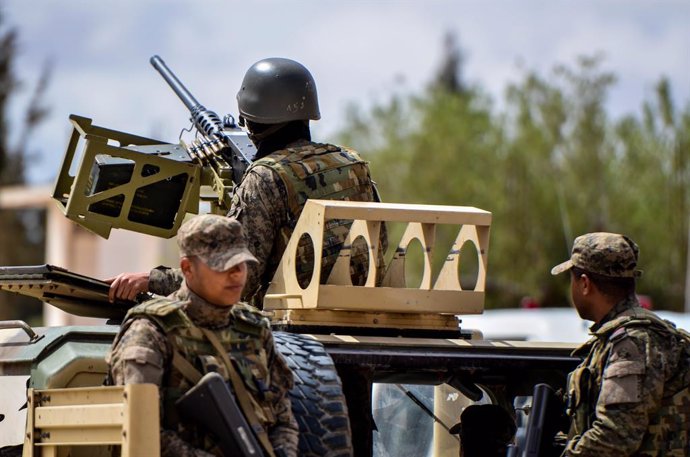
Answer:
[52, 56, 256, 239]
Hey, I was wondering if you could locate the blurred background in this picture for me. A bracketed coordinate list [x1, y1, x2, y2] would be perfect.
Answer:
[0, 0, 688, 326]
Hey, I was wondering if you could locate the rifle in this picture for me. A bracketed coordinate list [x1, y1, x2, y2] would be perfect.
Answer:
[53, 56, 257, 238]
[176, 371, 267, 457]
[510, 383, 566, 457]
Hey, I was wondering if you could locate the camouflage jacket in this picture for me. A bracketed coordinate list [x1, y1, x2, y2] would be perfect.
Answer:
[564, 297, 690, 456]
[149, 140, 386, 307]
[107, 283, 298, 457]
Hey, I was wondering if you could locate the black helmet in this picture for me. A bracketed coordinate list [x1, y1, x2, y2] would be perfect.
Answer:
[237, 57, 321, 124]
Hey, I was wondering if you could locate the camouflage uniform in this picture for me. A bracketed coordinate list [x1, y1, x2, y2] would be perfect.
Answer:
[108, 215, 298, 457]
[551, 233, 690, 456]
[150, 139, 386, 307]
[564, 298, 690, 456]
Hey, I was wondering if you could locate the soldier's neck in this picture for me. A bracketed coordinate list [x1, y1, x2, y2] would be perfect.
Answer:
[174, 283, 233, 328]
[592, 295, 638, 329]
[254, 120, 311, 158]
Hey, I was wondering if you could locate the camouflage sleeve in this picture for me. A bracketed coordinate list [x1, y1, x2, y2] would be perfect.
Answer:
[109, 319, 214, 457]
[228, 167, 288, 302]
[263, 328, 299, 457]
[149, 266, 184, 296]
[564, 330, 667, 456]
[109, 318, 169, 385]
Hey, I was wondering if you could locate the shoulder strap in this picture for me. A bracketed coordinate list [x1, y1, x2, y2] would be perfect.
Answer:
[231, 303, 270, 336]
[125, 297, 189, 332]
[250, 142, 368, 216]
[172, 351, 203, 384]
[200, 328, 277, 457]
[610, 310, 682, 337]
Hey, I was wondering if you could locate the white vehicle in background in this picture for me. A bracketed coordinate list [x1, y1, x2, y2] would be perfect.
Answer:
[461, 308, 591, 343]
[461, 305, 690, 343]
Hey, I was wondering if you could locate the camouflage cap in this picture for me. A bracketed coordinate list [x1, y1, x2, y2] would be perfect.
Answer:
[551, 232, 642, 278]
[177, 214, 257, 272]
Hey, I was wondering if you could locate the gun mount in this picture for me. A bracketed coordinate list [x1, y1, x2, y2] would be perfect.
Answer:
[52, 56, 256, 239]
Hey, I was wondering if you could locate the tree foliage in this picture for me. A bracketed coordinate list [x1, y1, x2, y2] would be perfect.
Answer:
[0, 10, 50, 321]
[336, 41, 689, 311]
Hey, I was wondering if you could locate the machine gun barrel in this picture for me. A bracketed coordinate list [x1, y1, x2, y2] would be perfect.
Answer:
[149, 55, 256, 188]
[150, 55, 225, 138]
[150, 55, 201, 112]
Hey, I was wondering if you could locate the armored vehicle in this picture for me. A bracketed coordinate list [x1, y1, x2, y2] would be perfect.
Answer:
[0, 57, 579, 457]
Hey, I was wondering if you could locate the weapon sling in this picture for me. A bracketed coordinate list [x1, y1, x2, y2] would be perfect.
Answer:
[172, 351, 202, 383]
[200, 328, 277, 457]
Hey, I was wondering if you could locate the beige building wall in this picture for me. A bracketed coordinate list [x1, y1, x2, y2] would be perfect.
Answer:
[1, 185, 178, 326]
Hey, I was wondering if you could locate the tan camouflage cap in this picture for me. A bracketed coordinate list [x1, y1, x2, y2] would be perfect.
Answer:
[551, 232, 642, 278]
[177, 214, 257, 272]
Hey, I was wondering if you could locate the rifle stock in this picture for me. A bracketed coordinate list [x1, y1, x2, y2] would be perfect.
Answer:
[176, 371, 267, 457]
[517, 383, 565, 457]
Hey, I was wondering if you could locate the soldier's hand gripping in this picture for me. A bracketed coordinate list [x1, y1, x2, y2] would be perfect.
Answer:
[106, 272, 150, 302]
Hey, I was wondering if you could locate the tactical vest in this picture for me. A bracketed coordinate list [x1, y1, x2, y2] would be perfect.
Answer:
[121, 298, 275, 451]
[567, 309, 690, 455]
[248, 142, 375, 288]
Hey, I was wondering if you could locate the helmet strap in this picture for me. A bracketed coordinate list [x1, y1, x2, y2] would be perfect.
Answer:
[247, 122, 289, 144]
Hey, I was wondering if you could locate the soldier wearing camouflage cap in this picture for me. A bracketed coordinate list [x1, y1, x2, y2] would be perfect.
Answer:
[552, 232, 690, 456]
[107, 214, 298, 457]
[551, 232, 643, 279]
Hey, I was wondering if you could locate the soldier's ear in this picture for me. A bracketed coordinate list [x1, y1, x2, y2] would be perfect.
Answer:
[180, 256, 193, 278]
[580, 273, 593, 295]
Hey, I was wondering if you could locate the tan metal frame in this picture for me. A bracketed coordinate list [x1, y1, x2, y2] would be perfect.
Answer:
[22, 384, 160, 457]
[264, 200, 492, 330]
[53, 115, 201, 239]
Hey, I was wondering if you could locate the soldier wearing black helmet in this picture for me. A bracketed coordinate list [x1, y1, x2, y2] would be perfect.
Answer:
[108, 58, 386, 308]
[227, 59, 387, 457]
[225, 57, 386, 305]
[235, 57, 322, 156]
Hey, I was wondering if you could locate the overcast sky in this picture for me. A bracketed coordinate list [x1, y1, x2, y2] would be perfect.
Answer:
[4, 0, 689, 184]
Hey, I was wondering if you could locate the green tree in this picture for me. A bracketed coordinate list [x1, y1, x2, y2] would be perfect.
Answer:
[612, 79, 690, 310]
[338, 36, 508, 303]
[0, 10, 51, 322]
[500, 56, 622, 306]
[433, 31, 465, 95]
[497, 70, 569, 306]
[554, 56, 618, 234]
[335, 39, 689, 311]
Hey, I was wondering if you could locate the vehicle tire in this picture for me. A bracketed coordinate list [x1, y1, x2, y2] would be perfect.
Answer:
[274, 332, 353, 457]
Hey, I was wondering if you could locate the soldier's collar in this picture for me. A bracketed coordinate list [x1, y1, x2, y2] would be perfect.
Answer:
[590, 298, 643, 339]
[589, 295, 638, 334]
[175, 283, 233, 328]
